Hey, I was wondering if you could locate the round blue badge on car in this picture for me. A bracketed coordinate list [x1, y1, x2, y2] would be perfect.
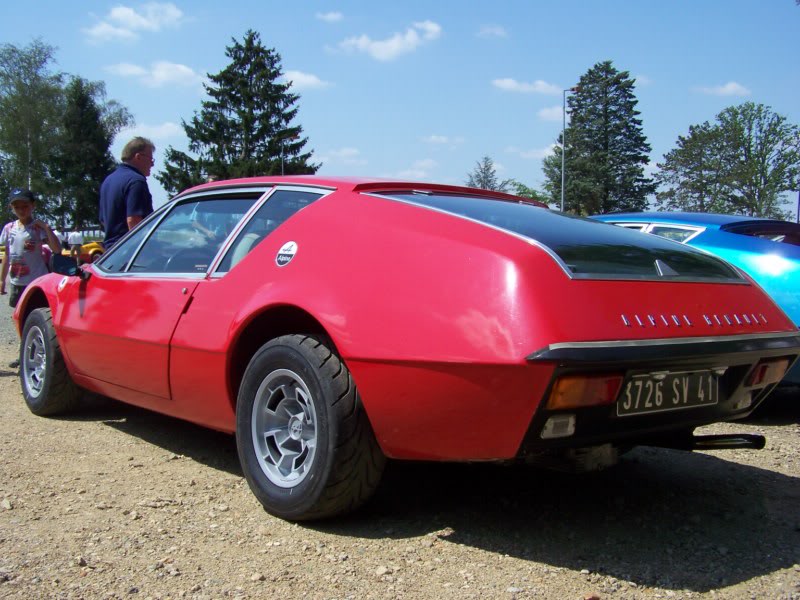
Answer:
[276, 241, 297, 267]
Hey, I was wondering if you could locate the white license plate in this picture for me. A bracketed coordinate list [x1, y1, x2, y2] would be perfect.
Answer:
[617, 370, 719, 417]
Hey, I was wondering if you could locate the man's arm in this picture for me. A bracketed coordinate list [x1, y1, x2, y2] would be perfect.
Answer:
[125, 179, 152, 231]
[127, 215, 144, 230]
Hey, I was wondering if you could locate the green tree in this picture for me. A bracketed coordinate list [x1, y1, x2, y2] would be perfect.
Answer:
[466, 156, 513, 192]
[509, 181, 549, 205]
[542, 61, 655, 214]
[0, 39, 64, 214]
[50, 77, 133, 229]
[654, 123, 732, 213]
[158, 30, 318, 195]
[656, 103, 799, 219]
[718, 103, 799, 218]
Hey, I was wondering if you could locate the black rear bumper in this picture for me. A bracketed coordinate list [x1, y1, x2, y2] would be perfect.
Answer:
[519, 332, 800, 455]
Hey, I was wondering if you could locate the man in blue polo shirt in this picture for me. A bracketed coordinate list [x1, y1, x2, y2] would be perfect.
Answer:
[99, 136, 155, 248]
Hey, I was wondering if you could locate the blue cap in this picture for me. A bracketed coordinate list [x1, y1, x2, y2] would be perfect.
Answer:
[9, 188, 35, 204]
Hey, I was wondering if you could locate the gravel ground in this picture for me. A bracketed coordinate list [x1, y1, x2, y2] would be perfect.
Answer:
[0, 299, 798, 599]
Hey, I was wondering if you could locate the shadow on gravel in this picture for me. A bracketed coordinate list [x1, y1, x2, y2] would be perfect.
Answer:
[322, 448, 800, 593]
[747, 387, 800, 425]
[60, 397, 242, 477]
[55, 395, 799, 593]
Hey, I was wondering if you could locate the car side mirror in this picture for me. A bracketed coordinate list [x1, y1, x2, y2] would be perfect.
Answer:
[50, 253, 91, 281]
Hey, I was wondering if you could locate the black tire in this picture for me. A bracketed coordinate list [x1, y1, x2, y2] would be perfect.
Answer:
[19, 307, 80, 416]
[236, 334, 385, 520]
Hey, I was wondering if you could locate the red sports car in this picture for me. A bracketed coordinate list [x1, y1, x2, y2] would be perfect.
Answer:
[13, 176, 800, 520]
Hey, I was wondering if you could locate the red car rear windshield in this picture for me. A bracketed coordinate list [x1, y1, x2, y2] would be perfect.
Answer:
[377, 192, 743, 282]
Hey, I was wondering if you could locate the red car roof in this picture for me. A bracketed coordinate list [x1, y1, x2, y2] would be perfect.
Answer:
[178, 175, 542, 206]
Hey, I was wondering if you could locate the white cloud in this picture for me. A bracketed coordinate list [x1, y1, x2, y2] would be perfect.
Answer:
[330, 148, 360, 159]
[492, 78, 561, 95]
[634, 74, 652, 86]
[316, 11, 343, 23]
[422, 134, 465, 145]
[477, 24, 508, 38]
[283, 70, 331, 90]
[84, 2, 183, 43]
[109, 3, 182, 31]
[398, 159, 437, 179]
[105, 63, 148, 77]
[537, 106, 563, 122]
[507, 145, 556, 160]
[322, 147, 367, 166]
[106, 61, 204, 88]
[339, 20, 442, 61]
[151, 61, 204, 87]
[694, 81, 751, 96]
[116, 122, 183, 145]
[83, 22, 139, 43]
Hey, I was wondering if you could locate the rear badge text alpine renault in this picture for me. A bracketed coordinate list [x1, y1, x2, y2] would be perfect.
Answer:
[621, 312, 767, 328]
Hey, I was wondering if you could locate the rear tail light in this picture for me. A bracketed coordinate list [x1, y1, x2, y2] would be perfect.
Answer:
[746, 358, 790, 387]
[546, 373, 624, 410]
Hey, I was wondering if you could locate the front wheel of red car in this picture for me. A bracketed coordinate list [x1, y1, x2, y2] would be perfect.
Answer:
[236, 334, 385, 521]
[20, 307, 80, 416]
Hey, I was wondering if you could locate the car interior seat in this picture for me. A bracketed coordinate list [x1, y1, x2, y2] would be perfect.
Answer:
[228, 232, 263, 269]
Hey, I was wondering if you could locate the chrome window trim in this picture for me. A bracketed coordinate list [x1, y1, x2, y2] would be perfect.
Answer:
[92, 204, 171, 274]
[210, 185, 334, 278]
[92, 188, 272, 279]
[175, 185, 275, 200]
[368, 193, 746, 284]
[613, 222, 648, 231]
[644, 223, 706, 244]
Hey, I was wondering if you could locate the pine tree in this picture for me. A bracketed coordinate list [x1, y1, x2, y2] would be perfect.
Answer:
[542, 61, 655, 214]
[466, 156, 513, 192]
[50, 78, 133, 229]
[158, 30, 318, 195]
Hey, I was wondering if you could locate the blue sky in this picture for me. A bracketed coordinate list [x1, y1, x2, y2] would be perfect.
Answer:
[4, 1, 800, 210]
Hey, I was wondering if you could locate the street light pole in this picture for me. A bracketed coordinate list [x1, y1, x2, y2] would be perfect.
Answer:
[561, 87, 578, 213]
[561, 89, 567, 212]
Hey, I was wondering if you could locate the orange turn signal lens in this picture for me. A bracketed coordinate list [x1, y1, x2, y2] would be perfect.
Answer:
[546, 374, 624, 410]
[746, 358, 790, 387]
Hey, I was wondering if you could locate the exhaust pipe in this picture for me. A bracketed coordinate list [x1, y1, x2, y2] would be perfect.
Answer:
[649, 433, 766, 451]
[690, 433, 766, 450]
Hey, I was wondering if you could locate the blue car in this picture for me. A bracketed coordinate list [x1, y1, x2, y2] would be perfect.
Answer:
[592, 212, 800, 386]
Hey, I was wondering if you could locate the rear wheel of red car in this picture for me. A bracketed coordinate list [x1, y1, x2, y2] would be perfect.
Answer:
[236, 334, 385, 520]
[20, 307, 80, 416]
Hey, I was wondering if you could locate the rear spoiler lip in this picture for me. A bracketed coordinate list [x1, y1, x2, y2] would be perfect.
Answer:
[527, 331, 800, 364]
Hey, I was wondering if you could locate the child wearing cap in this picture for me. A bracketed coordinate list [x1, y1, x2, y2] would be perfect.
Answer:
[0, 188, 62, 308]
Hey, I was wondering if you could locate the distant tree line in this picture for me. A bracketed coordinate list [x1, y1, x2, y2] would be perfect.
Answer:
[467, 61, 799, 219]
[0, 32, 319, 227]
[3, 39, 795, 224]
[0, 40, 132, 229]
